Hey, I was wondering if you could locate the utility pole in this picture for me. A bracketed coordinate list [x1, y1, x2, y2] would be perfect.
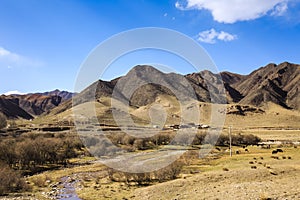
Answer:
[229, 126, 232, 157]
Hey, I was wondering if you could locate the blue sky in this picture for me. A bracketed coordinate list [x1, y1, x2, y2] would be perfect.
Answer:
[0, 0, 300, 94]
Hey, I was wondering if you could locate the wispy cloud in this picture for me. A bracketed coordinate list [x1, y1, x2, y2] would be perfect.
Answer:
[0, 46, 43, 68]
[175, 0, 289, 23]
[197, 29, 237, 44]
[0, 47, 21, 62]
[271, 2, 288, 16]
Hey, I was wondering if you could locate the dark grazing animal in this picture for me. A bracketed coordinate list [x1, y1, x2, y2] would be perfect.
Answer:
[272, 150, 278, 154]
[276, 148, 283, 153]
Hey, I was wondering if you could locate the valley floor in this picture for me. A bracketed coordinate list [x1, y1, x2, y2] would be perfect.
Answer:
[1, 108, 300, 200]
[133, 167, 300, 200]
[2, 144, 299, 200]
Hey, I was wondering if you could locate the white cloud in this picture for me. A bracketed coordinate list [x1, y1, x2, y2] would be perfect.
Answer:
[0, 47, 21, 62]
[175, 0, 289, 23]
[164, 13, 168, 17]
[0, 46, 43, 67]
[175, 1, 185, 10]
[271, 2, 288, 16]
[197, 29, 237, 44]
[3, 90, 25, 95]
[0, 47, 10, 56]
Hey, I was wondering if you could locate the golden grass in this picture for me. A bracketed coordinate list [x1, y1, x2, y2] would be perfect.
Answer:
[184, 145, 300, 173]
[13, 100, 299, 199]
[132, 145, 300, 199]
[243, 129, 300, 141]
[24, 143, 300, 199]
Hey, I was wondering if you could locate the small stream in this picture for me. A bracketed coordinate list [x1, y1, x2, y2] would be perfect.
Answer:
[56, 176, 81, 200]
[46, 167, 106, 200]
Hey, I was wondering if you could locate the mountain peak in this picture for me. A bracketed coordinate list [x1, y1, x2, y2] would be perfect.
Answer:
[1, 62, 299, 120]
[129, 65, 163, 75]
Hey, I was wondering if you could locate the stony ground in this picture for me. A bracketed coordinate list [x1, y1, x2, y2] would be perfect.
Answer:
[1, 164, 300, 200]
[133, 167, 300, 200]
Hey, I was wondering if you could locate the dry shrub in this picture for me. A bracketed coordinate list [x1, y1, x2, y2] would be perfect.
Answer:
[0, 139, 17, 167]
[193, 132, 261, 146]
[133, 139, 147, 150]
[31, 174, 53, 187]
[31, 177, 45, 188]
[9, 121, 17, 128]
[0, 112, 7, 129]
[0, 134, 84, 171]
[0, 163, 29, 195]
[155, 161, 184, 182]
[178, 150, 198, 165]
[121, 145, 135, 152]
[108, 160, 184, 185]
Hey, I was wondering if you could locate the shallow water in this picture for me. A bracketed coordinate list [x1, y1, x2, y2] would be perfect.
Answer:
[57, 176, 81, 200]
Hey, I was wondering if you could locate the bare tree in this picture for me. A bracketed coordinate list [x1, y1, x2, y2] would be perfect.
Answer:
[0, 113, 7, 129]
[0, 162, 28, 195]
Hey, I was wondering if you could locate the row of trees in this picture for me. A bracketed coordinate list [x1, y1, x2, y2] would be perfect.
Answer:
[193, 132, 261, 146]
[81, 131, 260, 158]
[106, 132, 173, 150]
[103, 131, 261, 151]
[0, 120, 86, 195]
[108, 161, 184, 185]
[0, 133, 84, 171]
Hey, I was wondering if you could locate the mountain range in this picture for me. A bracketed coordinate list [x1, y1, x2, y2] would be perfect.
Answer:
[0, 62, 299, 120]
[0, 90, 74, 119]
